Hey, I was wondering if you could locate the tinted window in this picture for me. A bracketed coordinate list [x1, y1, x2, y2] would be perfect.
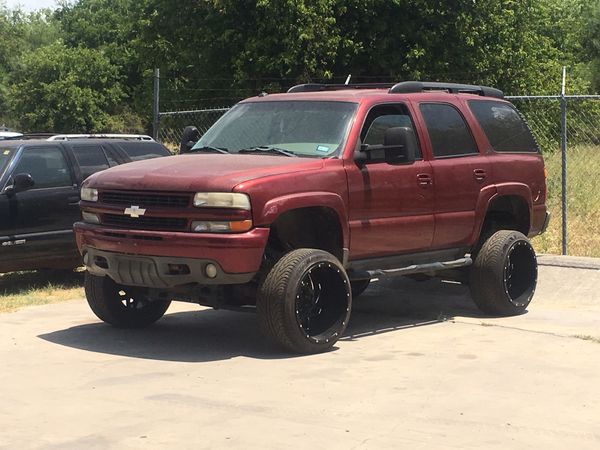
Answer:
[420, 103, 478, 157]
[469, 100, 539, 152]
[194, 101, 358, 157]
[72, 145, 110, 179]
[14, 147, 72, 188]
[361, 104, 422, 158]
[118, 142, 170, 161]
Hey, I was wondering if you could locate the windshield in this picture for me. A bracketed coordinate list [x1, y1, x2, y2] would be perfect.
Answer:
[193, 101, 357, 157]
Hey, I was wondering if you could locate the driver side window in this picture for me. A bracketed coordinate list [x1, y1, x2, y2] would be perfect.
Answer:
[13, 147, 72, 189]
[361, 104, 422, 158]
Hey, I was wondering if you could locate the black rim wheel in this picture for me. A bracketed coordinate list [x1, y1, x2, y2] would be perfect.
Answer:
[295, 261, 350, 343]
[503, 240, 537, 307]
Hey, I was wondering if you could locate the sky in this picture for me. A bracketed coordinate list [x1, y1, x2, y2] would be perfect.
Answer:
[4, 0, 57, 11]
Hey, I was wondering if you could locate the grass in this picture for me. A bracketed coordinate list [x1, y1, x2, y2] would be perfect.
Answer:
[0, 270, 84, 314]
[531, 144, 600, 257]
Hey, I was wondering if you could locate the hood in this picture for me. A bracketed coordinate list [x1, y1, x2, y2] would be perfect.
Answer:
[87, 154, 324, 192]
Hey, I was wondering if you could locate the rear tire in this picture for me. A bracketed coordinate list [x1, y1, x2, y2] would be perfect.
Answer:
[469, 230, 537, 316]
[85, 273, 171, 328]
[257, 249, 351, 354]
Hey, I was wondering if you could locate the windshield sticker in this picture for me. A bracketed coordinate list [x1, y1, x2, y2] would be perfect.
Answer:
[3, 150, 10, 156]
[316, 145, 330, 153]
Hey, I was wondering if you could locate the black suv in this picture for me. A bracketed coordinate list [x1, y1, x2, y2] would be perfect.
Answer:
[0, 138, 170, 273]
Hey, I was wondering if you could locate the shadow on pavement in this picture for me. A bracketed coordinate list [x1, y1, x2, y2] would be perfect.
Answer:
[39, 276, 489, 363]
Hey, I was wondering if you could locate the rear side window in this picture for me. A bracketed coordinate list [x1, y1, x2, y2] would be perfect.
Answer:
[72, 144, 110, 179]
[420, 103, 478, 158]
[468, 100, 539, 152]
[117, 142, 170, 161]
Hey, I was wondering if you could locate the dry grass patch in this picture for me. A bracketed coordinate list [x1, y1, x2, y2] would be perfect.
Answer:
[0, 270, 85, 313]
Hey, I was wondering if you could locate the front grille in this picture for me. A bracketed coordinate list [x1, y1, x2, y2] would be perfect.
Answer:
[100, 191, 191, 208]
[102, 214, 188, 231]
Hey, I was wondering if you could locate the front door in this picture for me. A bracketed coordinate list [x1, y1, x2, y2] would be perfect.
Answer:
[2, 146, 80, 269]
[346, 103, 434, 260]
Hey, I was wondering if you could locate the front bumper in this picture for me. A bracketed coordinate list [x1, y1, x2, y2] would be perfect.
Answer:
[74, 222, 270, 287]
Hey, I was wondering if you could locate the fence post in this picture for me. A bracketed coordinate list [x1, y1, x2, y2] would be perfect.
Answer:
[560, 66, 568, 255]
[152, 68, 160, 141]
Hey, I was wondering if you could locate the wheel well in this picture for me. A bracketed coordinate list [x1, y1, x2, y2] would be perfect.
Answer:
[481, 195, 530, 238]
[267, 207, 344, 261]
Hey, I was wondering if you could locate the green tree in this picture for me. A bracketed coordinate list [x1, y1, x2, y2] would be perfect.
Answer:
[10, 42, 125, 132]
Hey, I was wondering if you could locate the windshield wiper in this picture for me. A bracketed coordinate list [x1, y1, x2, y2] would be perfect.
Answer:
[238, 146, 297, 157]
[189, 145, 229, 154]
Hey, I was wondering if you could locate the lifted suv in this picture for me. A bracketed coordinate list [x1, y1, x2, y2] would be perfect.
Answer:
[75, 82, 549, 353]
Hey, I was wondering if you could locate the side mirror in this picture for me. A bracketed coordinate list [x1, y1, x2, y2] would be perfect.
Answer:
[355, 126, 418, 166]
[5, 173, 35, 196]
[179, 126, 201, 154]
[383, 127, 417, 165]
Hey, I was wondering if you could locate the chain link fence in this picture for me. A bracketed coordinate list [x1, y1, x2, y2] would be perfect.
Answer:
[508, 96, 600, 257]
[156, 94, 600, 257]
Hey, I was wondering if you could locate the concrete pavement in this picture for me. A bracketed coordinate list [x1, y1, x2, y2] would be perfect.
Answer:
[0, 262, 599, 449]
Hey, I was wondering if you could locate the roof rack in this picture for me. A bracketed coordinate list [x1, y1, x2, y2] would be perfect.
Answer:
[287, 83, 394, 93]
[287, 81, 504, 99]
[47, 134, 154, 141]
[388, 81, 504, 98]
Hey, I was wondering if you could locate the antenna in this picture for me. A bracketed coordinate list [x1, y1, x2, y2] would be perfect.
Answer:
[345, 74, 352, 85]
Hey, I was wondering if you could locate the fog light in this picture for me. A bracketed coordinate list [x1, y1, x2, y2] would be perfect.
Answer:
[82, 211, 100, 224]
[205, 264, 218, 279]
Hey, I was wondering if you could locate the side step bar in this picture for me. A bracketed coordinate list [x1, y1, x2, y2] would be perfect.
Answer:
[351, 257, 472, 281]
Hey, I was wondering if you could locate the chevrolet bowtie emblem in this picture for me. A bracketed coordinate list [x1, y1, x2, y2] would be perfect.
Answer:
[124, 205, 146, 218]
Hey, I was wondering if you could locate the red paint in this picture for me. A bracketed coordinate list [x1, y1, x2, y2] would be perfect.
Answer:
[75, 88, 547, 275]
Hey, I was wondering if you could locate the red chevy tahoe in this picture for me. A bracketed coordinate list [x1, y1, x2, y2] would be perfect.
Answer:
[75, 81, 549, 353]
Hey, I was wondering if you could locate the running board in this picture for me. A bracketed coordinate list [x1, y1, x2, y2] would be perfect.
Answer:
[352, 257, 472, 280]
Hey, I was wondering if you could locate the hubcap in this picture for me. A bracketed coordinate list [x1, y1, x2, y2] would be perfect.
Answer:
[503, 241, 537, 307]
[295, 262, 350, 343]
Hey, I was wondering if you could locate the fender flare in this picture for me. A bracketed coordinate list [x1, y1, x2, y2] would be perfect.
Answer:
[256, 192, 349, 249]
[470, 183, 533, 245]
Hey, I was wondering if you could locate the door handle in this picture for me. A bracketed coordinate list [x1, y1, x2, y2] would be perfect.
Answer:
[473, 169, 487, 182]
[417, 173, 433, 186]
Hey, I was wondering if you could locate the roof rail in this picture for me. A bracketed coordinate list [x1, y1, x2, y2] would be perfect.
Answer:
[47, 134, 154, 141]
[388, 81, 504, 98]
[287, 83, 394, 93]
[286, 81, 504, 99]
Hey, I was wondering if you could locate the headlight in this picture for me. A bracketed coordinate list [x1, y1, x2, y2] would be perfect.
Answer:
[81, 187, 98, 202]
[193, 192, 250, 209]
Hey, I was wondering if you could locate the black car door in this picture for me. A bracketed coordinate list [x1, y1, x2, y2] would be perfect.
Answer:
[3, 145, 80, 266]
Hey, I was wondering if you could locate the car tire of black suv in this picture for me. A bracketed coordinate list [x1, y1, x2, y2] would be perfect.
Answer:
[85, 273, 171, 328]
[469, 230, 538, 316]
[257, 248, 352, 354]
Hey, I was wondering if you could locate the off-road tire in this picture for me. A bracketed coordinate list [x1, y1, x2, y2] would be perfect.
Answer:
[469, 230, 537, 316]
[257, 249, 352, 354]
[85, 273, 171, 328]
[350, 279, 371, 298]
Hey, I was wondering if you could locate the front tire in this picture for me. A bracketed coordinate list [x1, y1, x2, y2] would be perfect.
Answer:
[469, 230, 537, 316]
[85, 273, 171, 328]
[257, 249, 352, 354]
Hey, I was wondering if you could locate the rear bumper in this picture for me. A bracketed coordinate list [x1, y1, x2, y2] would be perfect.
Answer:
[74, 222, 270, 282]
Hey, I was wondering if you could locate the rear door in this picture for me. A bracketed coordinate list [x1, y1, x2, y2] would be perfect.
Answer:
[418, 102, 492, 248]
[4, 145, 80, 264]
